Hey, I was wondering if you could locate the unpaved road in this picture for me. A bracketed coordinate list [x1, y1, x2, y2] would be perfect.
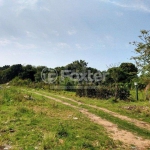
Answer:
[32, 91, 150, 149]
[46, 93, 150, 131]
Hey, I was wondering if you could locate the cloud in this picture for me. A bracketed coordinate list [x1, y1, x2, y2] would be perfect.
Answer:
[15, 43, 37, 49]
[40, 6, 50, 12]
[0, 39, 10, 46]
[14, 0, 39, 13]
[16, 0, 38, 6]
[0, 38, 37, 49]
[75, 43, 93, 50]
[26, 31, 37, 38]
[57, 42, 70, 49]
[68, 30, 77, 35]
[99, 0, 150, 13]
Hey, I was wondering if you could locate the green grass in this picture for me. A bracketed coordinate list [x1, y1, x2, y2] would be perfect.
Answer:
[0, 86, 120, 149]
[82, 105, 150, 139]
[26, 89, 150, 140]
[33, 89, 150, 123]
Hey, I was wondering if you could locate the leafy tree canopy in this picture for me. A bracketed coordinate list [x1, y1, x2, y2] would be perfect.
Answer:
[130, 30, 150, 75]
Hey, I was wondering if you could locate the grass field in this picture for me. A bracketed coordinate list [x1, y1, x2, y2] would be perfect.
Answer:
[29, 88, 150, 123]
[26, 89, 150, 139]
[0, 86, 120, 150]
[0, 85, 150, 149]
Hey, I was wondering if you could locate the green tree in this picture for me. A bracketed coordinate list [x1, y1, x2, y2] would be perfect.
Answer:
[34, 66, 46, 82]
[19, 65, 36, 81]
[119, 63, 138, 83]
[66, 60, 88, 72]
[0, 64, 22, 84]
[130, 30, 150, 75]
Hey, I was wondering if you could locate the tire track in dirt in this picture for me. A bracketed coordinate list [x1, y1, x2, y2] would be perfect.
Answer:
[46, 93, 150, 131]
[33, 91, 150, 149]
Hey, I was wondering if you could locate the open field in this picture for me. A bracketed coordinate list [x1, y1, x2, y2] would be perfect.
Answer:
[36, 89, 150, 123]
[0, 85, 150, 149]
[0, 86, 119, 150]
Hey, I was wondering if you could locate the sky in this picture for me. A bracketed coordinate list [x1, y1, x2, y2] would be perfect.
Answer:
[0, 0, 150, 71]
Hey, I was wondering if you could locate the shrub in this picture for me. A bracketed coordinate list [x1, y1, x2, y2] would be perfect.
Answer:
[116, 87, 130, 100]
[76, 85, 130, 101]
[76, 85, 85, 97]
[96, 86, 113, 99]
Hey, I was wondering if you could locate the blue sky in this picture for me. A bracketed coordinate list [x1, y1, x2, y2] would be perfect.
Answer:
[0, 0, 150, 71]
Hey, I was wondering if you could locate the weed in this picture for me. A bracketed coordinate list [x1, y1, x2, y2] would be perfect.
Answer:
[57, 123, 68, 138]
[42, 132, 58, 150]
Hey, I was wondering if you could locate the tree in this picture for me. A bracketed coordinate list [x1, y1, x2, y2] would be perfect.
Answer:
[65, 60, 88, 73]
[19, 65, 36, 81]
[0, 64, 23, 84]
[106, 67, 121, 84]
[106, 67, 122, 101]
[0, 65, 10, 71]
[130, 30, 150, 75]
[34, 66, 46, 82]
[119, 63, 138, 83]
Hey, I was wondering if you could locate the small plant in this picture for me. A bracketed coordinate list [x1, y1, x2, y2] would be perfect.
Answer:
[42, 132, 58, 150]
[52, 102, 58, 108]
[82, 142, 95, 149]
[14, 93, 24, 102]
[57, 123, 68, 138]
[3, 90, 11, 103]
[18, 107, 30, 113]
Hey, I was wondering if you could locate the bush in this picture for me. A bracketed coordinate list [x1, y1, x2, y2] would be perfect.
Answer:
[116, 87, 130, 100]
[76, 85, 130, 101]
[76, 85, 85, 97]
[96, 86, 113, 99]
[84, 86, 97, 98]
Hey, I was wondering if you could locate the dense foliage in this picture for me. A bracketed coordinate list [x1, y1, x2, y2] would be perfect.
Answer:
[0, 60, 138, 100]
[76, 86, 130, 100]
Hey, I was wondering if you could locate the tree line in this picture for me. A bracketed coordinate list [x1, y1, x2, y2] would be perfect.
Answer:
[0, 61, 138, 85]
[0, 30, 149, 101]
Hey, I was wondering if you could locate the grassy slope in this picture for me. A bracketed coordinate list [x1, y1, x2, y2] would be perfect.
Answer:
[36, 89, 150, 123]
[27, 89, 150, 140]
[0, 87, 119, 150]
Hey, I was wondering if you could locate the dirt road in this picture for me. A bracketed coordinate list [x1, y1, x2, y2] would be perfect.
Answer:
[32, 91, 150, 150]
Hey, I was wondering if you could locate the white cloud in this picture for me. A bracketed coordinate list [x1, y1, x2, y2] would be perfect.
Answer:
[99, 0, 150, 13]
[57, 42, 70, 49]
[15, 43, 37, 49]
[75, 43, 93, 50]
[26, 31, 37, 38]
[15, 0, 39, 13]
[0, 39, 11, 46]
[17, 0, 38, 6]
[68, 30, 77, 35]
[40, 7, 50, 12]
[0, 38, 37, 49]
